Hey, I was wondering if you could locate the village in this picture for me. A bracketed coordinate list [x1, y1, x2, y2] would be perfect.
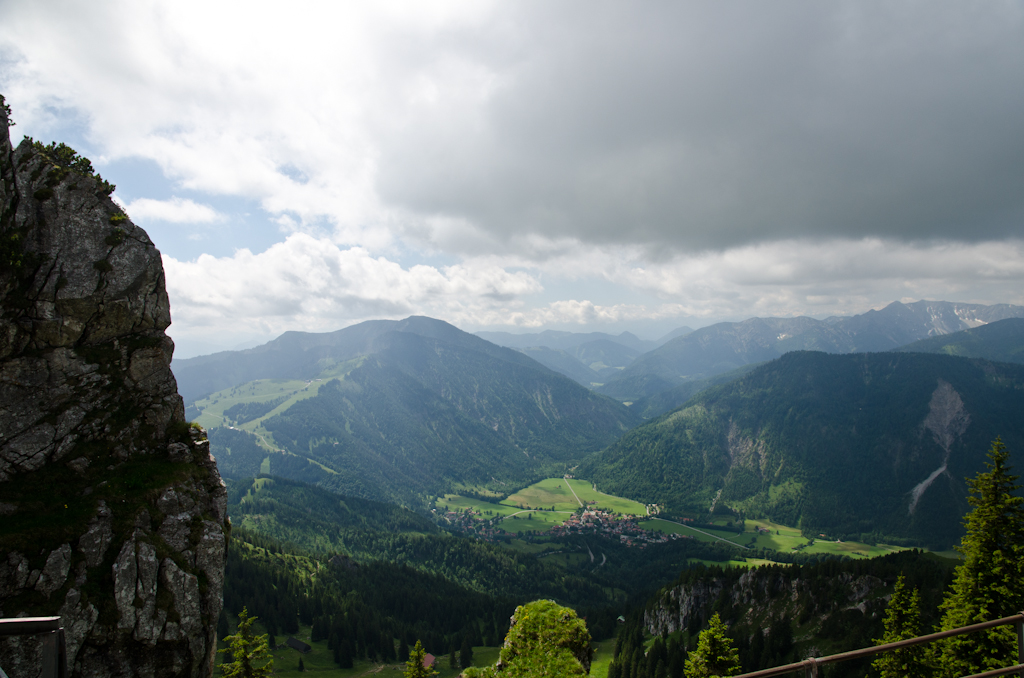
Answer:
[437, 505, 689, 549]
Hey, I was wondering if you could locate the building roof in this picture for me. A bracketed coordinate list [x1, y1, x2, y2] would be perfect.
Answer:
[286, 637, 312, 653]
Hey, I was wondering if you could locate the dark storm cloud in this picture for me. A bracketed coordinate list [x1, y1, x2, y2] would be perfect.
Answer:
[376, 1, 1024, 252]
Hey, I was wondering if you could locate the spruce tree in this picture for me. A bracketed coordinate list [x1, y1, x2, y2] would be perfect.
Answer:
[219, 607, 274, 678]
[935, 438, 1024, 677]
[684, 613, 740, 678]
[461, 635, 475, 669]
[872, 574, 923, 678]
[404, 640, 439, 678]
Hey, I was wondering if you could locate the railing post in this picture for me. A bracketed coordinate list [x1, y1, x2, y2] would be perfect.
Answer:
[804, 657, 818, 678]
[1016, 613, 1023, 677]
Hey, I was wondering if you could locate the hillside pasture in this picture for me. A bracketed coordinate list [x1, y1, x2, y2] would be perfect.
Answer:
[504, 477, 584, 511]
[642, 517, 907, 559]
[193, 378, 328, 431]
[566, 478, 649, 516]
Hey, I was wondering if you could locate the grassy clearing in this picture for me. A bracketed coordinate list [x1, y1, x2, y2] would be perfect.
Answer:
[565, 478, 649, 516]
[499, 510, 572, 533]
[641, 517, 908, 560]
[505, 477, 586, 511]
[440, 476, 647, 536]
[436, 495, 523, 518]
[193, 378, 328, 431]
[590, 639, 614, 678]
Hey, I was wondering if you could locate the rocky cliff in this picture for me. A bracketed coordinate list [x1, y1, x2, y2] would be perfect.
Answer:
[0, 96, 227, 677]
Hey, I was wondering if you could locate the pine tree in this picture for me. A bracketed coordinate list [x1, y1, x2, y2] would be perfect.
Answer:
[219, 607, 274, 678]
[935, 438, 1024, 677]
[404, 640, 439, 678]
[684, 613, 740, 678]
[460, 635, 475, 669]
[872, 574, 923, 678]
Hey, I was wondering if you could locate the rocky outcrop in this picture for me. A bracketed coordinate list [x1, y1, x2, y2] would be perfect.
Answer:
[0, 96, 227, 677]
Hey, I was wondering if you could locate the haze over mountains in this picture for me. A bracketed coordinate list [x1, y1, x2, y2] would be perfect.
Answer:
[596, 300, 1024, 402]
[171, 298, 1024, 546]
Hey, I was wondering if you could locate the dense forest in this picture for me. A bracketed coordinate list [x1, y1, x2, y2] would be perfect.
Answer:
[608, 550, 956, 678]
[579, 351, 1024, 548]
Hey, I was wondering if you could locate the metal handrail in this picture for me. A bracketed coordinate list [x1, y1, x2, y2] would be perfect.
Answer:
[0, 617, 66, 678]
[733, 613, 1024, 678]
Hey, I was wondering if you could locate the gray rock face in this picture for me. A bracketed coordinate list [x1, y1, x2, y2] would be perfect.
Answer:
[0, 96, 227, 677]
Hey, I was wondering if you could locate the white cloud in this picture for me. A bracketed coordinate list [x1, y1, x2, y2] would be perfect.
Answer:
[124, 197, 222, 224]
[4, 0, 1024, 351]
[162, 233, 541, 339]
[163, 234, 1024, 355]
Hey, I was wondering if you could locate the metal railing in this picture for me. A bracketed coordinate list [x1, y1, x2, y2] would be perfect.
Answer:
[0, 617, 67, 678]
[734, 613, 1024, 678]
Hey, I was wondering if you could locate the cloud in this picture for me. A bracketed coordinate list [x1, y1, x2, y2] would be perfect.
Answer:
[3, 1, 1022, 258]
[162, 234, 1024, 354]
[162, 233, 541, 337]
[124, 197, 222, 223]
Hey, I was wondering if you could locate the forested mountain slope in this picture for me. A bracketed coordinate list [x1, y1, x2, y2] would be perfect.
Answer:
[612, 550, 955, 677]
[182, 317, 637, 505]
[175, 315, 553, 403]
[578, 351, 1024, 548]
[599, 301, 1024, 401]
[895, 317, 1024, 364]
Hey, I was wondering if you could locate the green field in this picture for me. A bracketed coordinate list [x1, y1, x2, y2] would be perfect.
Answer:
[505, 477, 648, 516]
[438, 476, 648, 535]
[641, 517, 908, 560]
[440, 479, 903, 561]
[193, 378, 327, 433]
[192, 359, 365, 442]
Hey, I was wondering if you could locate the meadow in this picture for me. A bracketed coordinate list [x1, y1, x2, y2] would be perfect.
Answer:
[438, 476, 649, 534]
[640, 517, 908, 559]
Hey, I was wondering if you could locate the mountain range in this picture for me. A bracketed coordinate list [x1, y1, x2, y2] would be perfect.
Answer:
[578, 350, 1024, 547]
[173, 316, 638, 506]
[596, 300, 1024, 402]
[171, 299, 1024, 544]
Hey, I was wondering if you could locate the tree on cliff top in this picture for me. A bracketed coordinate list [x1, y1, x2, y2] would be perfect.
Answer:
[685, 613, 740, 678]
[464, 599, 593, 677]
[872, 574, 923, 678]
[219, 607, 273, 678]
[404, 640, 439, 678]
[934, 438, 1024, 677]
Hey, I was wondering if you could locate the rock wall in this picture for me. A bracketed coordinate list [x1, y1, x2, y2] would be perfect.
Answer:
[0, 96, 227, 677]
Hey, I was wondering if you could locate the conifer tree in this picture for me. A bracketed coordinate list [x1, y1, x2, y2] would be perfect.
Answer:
[219, 607, 274, 678]
[461, 635, 475, 669]
[404, 640, 439, 678]
[684, 613, 740, 678]
[872, 574, 923, 678]
[935, 438, 1024, 677]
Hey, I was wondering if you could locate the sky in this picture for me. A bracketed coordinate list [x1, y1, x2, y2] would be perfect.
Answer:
[2, 1, 1023, 358]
